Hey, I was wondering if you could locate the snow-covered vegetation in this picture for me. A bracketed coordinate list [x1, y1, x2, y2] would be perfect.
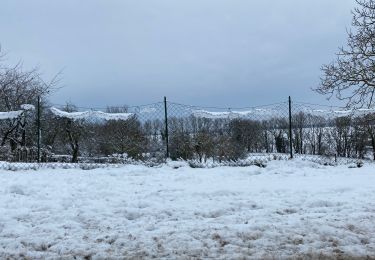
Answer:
[50, 107, 134, 121]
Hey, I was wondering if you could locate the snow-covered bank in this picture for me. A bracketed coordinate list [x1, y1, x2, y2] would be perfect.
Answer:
[0, 160, 374, 259]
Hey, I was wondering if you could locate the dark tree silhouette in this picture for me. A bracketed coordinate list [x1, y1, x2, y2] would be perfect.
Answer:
[317, 0, 375, 108]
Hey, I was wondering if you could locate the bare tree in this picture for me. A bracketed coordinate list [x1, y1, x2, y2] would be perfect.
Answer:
[53, 103, 85, 163]
[316, 0, 375, 108]
[0, 49, 59, 155]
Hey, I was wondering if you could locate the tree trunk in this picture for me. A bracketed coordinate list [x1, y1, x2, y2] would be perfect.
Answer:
[71, 141, 79, 163]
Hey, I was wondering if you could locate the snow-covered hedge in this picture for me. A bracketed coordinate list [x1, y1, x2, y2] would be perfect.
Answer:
[50, 107, 134, 121]
[0, 104, 36, 120]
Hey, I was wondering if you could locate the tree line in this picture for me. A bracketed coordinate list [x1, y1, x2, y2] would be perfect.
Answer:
[2, 98, 375, 163]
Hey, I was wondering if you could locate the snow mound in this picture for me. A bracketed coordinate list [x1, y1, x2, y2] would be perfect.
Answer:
[166, 159, 189, 169]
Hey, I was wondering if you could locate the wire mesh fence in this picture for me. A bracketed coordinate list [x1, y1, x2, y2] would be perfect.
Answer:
[166, 101, 292, 167]
[0, 97, 374, 169]
[291, 101, 375, 165]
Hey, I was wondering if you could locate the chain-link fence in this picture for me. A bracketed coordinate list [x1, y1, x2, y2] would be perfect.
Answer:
[291, 101, 375, 165]
[0, 97, 374, 169]
[166, 101, 291, 167]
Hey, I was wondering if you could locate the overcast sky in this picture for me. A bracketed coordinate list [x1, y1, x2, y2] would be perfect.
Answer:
[1, 0, 355, 108]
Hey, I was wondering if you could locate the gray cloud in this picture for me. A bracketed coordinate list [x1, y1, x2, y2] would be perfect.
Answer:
[1, 0, 355, 108]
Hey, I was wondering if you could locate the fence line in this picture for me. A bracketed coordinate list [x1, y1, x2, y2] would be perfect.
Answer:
[0, 96, 374, 168]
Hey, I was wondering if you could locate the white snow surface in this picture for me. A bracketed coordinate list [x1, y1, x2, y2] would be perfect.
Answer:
[192, 109, 279, 119]
[50, 107, 134, 121]
[0, 160, 374, 259]
[0, 104, 36, 120]
[20, 104, 35, 111]
[0, 111, 24, 120]
[299, 107, 375, 118]
[193, 107, 375, 120]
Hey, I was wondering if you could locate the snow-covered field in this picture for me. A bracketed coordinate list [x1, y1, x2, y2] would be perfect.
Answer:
[0, 160, 374, 259]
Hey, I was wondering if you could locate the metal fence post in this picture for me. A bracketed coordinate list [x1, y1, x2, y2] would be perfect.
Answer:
[288, 96, 293, 159]
[164, 96, 169, 159]
[37, 96, 41, 163]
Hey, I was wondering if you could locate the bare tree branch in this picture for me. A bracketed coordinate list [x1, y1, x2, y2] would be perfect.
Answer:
[316, 0, 375, 109]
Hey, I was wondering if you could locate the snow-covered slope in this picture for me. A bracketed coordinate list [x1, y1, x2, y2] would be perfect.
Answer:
[0, 160, 374, 259]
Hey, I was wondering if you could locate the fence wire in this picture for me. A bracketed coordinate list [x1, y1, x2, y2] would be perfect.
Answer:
[291, 102, 375, 165]
[0, 98, 374, 169]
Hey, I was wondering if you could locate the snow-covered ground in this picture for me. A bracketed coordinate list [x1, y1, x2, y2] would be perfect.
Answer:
[0, 160, 374, 259]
